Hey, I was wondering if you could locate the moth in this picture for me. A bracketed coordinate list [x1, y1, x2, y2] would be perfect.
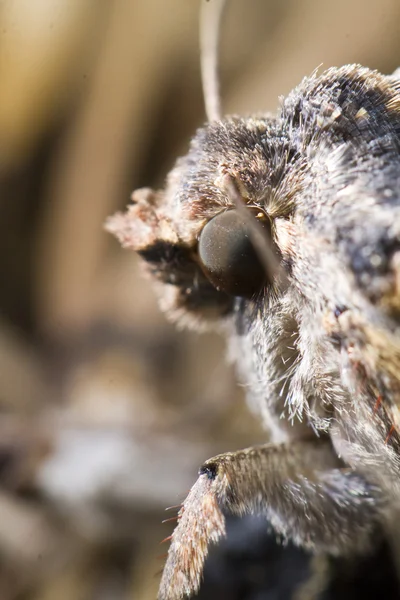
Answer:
[106, 1, 400, 598]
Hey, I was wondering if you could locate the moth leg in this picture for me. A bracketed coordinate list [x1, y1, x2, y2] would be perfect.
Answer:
[159, 438, 383, 600]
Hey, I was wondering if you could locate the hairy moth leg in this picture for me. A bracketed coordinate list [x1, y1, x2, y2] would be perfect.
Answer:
[159, 439, 383, 600]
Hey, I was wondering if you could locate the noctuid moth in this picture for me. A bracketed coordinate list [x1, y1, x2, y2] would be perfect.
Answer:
[106, 1, 400, 598]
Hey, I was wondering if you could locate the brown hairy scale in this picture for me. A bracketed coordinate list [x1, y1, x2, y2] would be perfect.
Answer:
[106, 2, 400, 599]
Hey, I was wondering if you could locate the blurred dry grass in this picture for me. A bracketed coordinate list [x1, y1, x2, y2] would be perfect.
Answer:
[0, 0, 399, 598]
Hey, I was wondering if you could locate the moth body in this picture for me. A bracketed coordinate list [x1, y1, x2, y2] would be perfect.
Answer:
[107, 64, 400, 600]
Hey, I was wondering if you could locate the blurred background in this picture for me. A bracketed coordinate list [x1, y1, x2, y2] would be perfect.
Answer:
[1, 0, 400, 598]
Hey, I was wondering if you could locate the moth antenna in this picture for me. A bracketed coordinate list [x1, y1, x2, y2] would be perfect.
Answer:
[200, 0, 227, 122]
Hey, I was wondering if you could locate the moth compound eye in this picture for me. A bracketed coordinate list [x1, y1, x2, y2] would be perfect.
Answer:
[198, 209, 272, 298]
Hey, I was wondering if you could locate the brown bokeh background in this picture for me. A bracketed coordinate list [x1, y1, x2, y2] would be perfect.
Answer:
[0, 1, 400, 598]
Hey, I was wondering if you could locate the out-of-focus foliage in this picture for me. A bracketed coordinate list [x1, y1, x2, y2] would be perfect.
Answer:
[0, 0, 399, 598]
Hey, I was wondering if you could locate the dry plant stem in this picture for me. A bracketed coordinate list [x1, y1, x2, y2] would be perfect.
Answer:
[159, 439, 383, 600]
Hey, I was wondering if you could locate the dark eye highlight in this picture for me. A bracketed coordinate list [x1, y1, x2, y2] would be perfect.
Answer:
[198, 209, 272, 298]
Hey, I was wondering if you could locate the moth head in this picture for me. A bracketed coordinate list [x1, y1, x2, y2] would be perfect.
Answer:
[105, 116, 295, 330]
[105, 0, 299, 330]
[106, 0, 400, 339]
